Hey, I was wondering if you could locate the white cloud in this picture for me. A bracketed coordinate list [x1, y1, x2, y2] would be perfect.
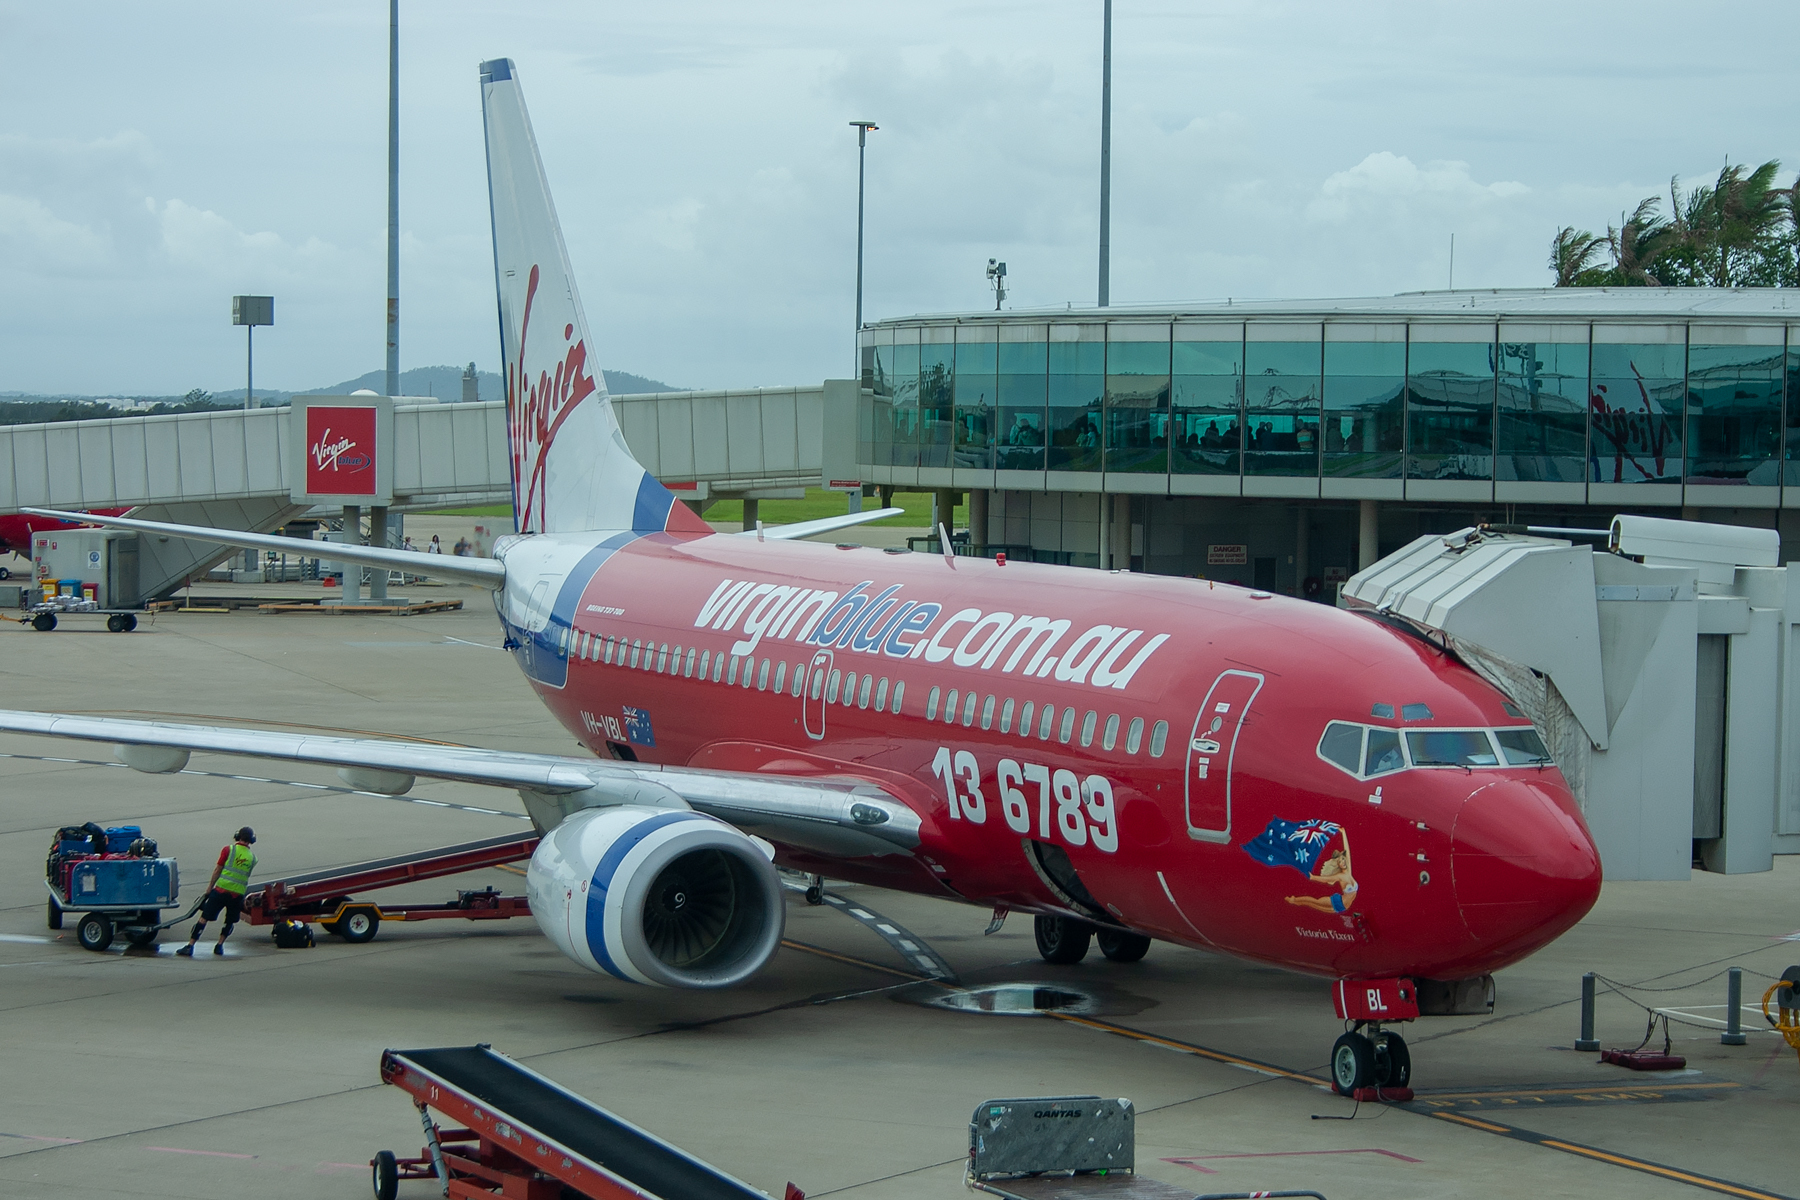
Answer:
[1308, 153, 1529, 224]
[0, 193, 111, 271]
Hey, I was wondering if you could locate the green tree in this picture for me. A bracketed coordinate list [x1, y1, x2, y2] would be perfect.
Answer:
[1549, 227, 1608, 286]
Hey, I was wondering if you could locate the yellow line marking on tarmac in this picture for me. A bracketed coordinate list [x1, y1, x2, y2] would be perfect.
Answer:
[1435, 1112, 1518, 1134]
[779, 939, 929, 981]
[1418, 1081, 1740, 1102]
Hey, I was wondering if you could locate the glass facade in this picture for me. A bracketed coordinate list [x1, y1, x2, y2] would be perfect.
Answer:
[1244, 332, 1320, 476]
[1407, 332, 1495, 481]
[1323, 330, 1404, 479]
[1497, 332, 1587, 483]
[859, 315, 1796, 495]
[1171, 327, 1242, 475]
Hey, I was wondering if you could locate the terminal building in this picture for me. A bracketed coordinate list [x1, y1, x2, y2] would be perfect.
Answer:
[855, 289, 1800, 595]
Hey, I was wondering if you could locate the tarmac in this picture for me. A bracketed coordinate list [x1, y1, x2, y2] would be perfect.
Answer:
[0, 582, 1796, 1200]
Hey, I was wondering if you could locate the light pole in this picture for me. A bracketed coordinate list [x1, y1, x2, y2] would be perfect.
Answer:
[231, 296, 273, 409]
[849, 121, 878, 356]
[1098, 0, 1112, 308]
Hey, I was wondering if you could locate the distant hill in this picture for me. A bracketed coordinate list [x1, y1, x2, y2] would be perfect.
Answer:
[1, 364, 685, 425]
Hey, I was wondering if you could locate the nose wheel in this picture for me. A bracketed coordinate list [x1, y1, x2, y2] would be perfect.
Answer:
[1330, 1025, 1411, 1096]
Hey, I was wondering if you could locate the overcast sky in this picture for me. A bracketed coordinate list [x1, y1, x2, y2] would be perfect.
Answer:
[3, 1, 1796, 396]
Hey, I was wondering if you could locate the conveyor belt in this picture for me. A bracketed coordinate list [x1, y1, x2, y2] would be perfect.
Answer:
[389, 1046, 767, 1200]
[246, 832, 537, 900]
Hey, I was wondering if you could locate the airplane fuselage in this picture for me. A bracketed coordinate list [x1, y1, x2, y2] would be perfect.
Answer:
[492, 527, 1602, 985]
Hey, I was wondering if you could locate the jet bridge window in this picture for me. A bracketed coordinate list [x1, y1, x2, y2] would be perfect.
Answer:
[1495, 727, 1552, 765]
[1317, 721, 1364, 774]
[1405, 729, 1497, 767]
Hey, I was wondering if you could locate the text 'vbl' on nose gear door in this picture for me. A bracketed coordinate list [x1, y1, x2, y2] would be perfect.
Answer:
[1185, 669, 1264, 843]
[803, 650, 833, 740]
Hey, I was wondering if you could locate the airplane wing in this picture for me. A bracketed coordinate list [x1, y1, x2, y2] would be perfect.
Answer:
[20, 508, 506, 590]
[742, 507, 905, 542]
[0, 709, 919, 860]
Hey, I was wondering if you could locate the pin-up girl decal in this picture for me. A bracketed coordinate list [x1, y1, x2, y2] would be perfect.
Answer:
[1241, 818, 1359, 913]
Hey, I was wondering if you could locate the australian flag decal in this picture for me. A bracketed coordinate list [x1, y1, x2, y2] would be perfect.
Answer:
[622, 706, 655, 747]
[1242, 817, 1341, 875]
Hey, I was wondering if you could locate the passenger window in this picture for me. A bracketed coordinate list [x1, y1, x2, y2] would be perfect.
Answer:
[1038, 704, 1055, 740]
[840, 671, 856, 705]
[772, 661, 786, 694]
[890, 680, 905, 713]
[1125, 717, 1144, 754]
[1079, 711, 1097, 747]
[685, 648, 696, 677]
[630, 641, 643, 669]
[1364, 728, 1404, 775]
[713, 652, 726, 683]
[1406, 729, 1496, 766]
[792, 663, 806, 697]
[927, 686, 941, 720]
[859, 676, 873, 709]
[727, 655, 739, 685]
[698, 648, 709, 677]
[809, 668, 825, 700]
[603, 637, 614, 665]
[657, 645, 669, 673]
[827, 669, 842, 703]
[1000, 698, 1014, 734]
[1019, 701, 1035, 737]
[1149, 720, 1168, 757]
[874, 678, 889, 711]
[671, 645, 682, 671]
[945, 689, 959, 724]
[1317, 722, 1364, 774]
[1102, 714, 1119, 751]
[962, 693, 978, 726]
[1401, 703, 1434, 721]
[757, 659, 770, 691]
[1058, 708, 1076, 744]
[980, 695, 994, 729]
[1496, 727, 1552, 765]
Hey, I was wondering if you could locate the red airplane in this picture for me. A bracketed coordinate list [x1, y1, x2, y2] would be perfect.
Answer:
[6, 58, 1600, 1097]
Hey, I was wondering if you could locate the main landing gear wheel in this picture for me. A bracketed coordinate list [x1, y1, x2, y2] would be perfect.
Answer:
[1096, 929, 1151, 963]
[1034, 915, 1092, 964]
[371, 1149, 399, 1200]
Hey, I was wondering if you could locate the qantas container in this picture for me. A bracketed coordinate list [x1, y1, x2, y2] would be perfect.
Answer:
[65, 858, 178, 908]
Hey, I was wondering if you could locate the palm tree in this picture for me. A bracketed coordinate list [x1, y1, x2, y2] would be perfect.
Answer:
[1549, 227, 1606, 286]
[1605, 198, 1673, 286]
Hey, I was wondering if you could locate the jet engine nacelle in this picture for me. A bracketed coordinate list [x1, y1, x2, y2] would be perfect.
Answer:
[526, 806, 785, 988]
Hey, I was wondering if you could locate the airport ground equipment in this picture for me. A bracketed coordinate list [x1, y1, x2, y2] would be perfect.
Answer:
[242, 832, 536, 943]
[374, 1045, 790, 1200]
[966, 1096, 1204, 1199]
[44, 823, 179, 950]
[1764, 967, 1800, 1070]
[15, 598, 142, 632]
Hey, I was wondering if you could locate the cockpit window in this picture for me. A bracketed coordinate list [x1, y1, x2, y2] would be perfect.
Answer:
[1401, 703, 1434, 721]
[1501, 700, 1524, 718]
[1370, 703, 1395, 719]
[1405, 729, 1497, 767]
[1318, 722, 1364, 773]
[1364, 728, 1404, 776]
[1495, 727, 1552, 765]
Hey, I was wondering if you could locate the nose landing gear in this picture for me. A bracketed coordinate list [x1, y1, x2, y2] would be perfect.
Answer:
[1330, 1025, 1411, 1095]
[1329, 977, 1419, 1099]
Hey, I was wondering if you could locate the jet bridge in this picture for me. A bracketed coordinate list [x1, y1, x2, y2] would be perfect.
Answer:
[1343, 515, 1795, 881]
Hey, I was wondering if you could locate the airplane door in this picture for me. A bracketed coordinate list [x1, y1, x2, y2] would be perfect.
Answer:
[803, 650, 832, 740]
[1185, 669, 1264, 843]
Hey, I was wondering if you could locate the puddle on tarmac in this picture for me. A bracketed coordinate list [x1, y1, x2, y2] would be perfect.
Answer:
[921, 982, 1099, 1017]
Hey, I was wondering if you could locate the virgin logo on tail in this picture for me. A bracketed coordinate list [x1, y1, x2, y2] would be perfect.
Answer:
[508, 264, 600, 530]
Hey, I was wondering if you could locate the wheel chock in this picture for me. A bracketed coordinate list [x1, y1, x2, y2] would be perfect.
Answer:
[1349, 1086, 1414, 1103]
[1599, 1048, 1686, 1071]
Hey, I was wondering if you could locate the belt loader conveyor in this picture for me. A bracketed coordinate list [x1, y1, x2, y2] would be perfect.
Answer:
[375, 1045, 796, 1200]
[243, 832, 537, 943]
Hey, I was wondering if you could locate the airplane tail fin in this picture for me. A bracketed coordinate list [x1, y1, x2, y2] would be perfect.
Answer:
[479, 58, 709, 537]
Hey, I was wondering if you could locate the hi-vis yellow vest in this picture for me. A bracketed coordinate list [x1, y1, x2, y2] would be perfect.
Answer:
[216, 844, 256, 895]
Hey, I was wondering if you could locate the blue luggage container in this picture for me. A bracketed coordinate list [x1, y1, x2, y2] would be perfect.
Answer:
[65, 857, 179, 908]
[103, 826, 144, 854]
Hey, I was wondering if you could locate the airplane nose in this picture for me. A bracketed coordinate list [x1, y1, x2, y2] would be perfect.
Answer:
[1450, 778, 1602, 958]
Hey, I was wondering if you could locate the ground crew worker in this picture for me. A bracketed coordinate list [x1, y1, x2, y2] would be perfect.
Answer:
[176, 827, 256, 957]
